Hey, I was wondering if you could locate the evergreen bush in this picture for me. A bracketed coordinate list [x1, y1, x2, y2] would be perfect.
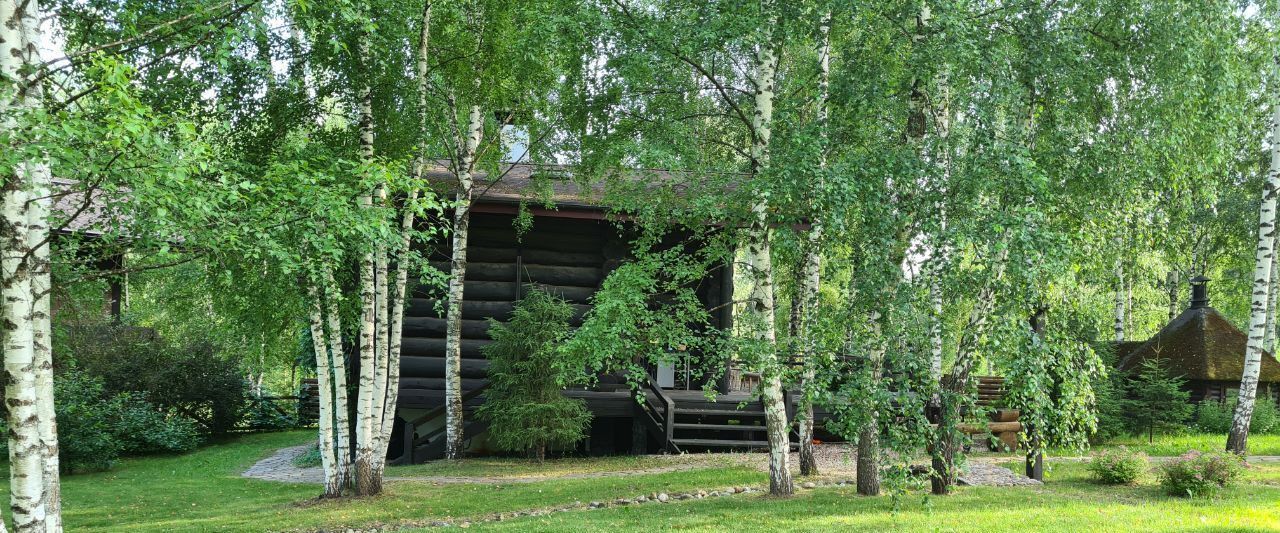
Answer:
[1087, 446, 1148, 484]
[1124, 358, 1193, 441]
[478, 290, 592, 460]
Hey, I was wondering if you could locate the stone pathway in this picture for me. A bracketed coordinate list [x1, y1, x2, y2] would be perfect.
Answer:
[957, 463, 1043, 487]
[242, 445, 323, 483]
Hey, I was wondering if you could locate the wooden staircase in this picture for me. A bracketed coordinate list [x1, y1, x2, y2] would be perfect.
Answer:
[639, 381, 799, 452]
[391, 383, 491, 464]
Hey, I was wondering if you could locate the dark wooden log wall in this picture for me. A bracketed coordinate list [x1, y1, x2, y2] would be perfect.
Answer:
[399, 212, 614, 407]
[397, 210, 730, 409]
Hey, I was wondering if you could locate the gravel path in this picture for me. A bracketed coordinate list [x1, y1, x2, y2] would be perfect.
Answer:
[242, 445, 323, 483]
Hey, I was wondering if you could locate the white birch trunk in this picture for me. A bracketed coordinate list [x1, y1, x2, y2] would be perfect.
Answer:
[1267, 239, 1279, 353]
[323, 269, 351, 489]
[3, 1, 58, 528]
[857, 313, 886, 496]
[375, 0, 431, 466]
[306, 283, 342, 496]
[1167, 269, 1179, 321]
[1228, 72, 1280, 454]
[351, 28, 382, 494]
[795, 10, 831, 478]
[745, 7, 791, 495]
[932, 244, 1007, 495]
[444, 99, 482, 460]
[1113, 258, 1125, 343]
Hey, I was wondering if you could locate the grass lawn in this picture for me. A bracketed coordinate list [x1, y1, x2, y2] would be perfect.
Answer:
[8, 431, 1280, 531]
[473, 461, 1280, 532]
[1094, 433, 1280, 457]
[16, 431, 764, 532]
[386, 453, 736, 479]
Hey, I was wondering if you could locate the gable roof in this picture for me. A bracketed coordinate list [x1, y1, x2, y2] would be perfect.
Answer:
[1118, 305, 1280, 382]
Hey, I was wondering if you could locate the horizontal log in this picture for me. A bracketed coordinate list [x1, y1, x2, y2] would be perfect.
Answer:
[402, 337, 494, 359]
[403, 317, 493, 339]
[407, 298, 591, 322]
[428, 262, 603, 287]
[410, 281, 596, 303]
[469, 213, 611, 235]
[952, 421, 1022, 434]
[469, 227, 604, 253]
[400, 377, 489, 391]
[467, 246, 606, 267]
[400, 356, 490, 378]
[396, 389, 488, 408]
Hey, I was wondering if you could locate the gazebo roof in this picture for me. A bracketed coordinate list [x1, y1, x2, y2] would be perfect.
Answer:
[1118, 305, 1280, 382]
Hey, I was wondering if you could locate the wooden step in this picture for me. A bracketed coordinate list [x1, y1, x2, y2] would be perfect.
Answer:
[673, 423, 766, 431]
[671, 438, 797, 449]
[674, 408, 766, 417]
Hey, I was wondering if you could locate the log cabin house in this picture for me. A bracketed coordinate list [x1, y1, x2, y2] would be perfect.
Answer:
[389, 163, 831, 463]
[1117, 276, 1280, 405]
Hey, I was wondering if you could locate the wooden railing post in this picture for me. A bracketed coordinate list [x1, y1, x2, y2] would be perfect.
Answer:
[401, 420, 416, 465]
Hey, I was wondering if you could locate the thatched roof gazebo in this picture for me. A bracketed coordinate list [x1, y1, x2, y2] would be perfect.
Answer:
[1117, 276, 1280, 403]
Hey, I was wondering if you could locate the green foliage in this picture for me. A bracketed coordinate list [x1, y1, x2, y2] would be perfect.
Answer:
[8, 369, 203, 473]
[293, 444, 324, 468]
[1159, 450, 1244, 498]
[1087, 447, 1149, 485]
[1195, 396, 1280, 435]
[1090, 344, 1130, 444]
[479, 290, 592, 459]
[65, 324, 247, 434]
[1124, 358, 1193, 442]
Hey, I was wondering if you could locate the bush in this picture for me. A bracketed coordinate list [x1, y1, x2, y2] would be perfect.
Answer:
[242, 397, 299, 430]
[1158, 450, 1243, 497]
[478, 290, 592, 460]
[113, 393, 202, 455]
[67, 325, 246, 434]
[1195, 396, 1280, 435]
[293, 443, 323, 468]
[2, 369, 204, 473]
[54, 370, 124, 472]
[1087, 447, 1148, 484]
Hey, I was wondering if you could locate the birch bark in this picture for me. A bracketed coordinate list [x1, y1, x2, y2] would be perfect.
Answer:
[306, 283, 342, 496]
[351, 26, 385, 494]
[444, 95, 483, 461]
[376, 0, 432, 467]
[931, 245, 1007, 495]
[745, 4, 791, 495]
[1228, 65, 1280, 454]
[795, 11, 831, 478]
[2, 0, 59, 528]
[323, 269, 351, 489]
[1113, 258, 1125, 343]
[1267, 238, 1279, 353]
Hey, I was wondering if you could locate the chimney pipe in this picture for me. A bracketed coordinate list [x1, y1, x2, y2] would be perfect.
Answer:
[1190, 275, 1211, 309]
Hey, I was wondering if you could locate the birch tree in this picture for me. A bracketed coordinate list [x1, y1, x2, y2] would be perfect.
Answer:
[794, 9, 831, 478]
[2, 0, 60, 528]
[1228, 59, 1280, 455]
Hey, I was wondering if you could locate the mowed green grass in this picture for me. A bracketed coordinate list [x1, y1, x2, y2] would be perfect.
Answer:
[1096, 433, 1280, 457]
[11, 431, 764, 532]
[473, 461, 1280, 532]
[6, 431, 1280, 531]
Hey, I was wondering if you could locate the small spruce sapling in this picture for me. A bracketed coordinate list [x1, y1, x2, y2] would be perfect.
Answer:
[1125, 357, 1193, 443]
[478, 290, 592, 461]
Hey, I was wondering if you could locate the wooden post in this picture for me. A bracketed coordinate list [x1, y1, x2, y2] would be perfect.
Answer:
[1026, 306, 1047, 481]
[717, 261, 734, 394]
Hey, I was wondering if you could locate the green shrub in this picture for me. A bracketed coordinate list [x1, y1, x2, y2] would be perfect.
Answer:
[2, 369, 204, 473]
[242, 397, 299, 430]
[68, 325, 246, 434]
[1087, 446, 1148, 484]
[1158, 450, 1243, 497]
[54, 370, 124, 472]
[113, 393, 202, 455]
[478, 290, 592, 461]
[1195, 396, 1280, 434]
[293, 444, 323, 468]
